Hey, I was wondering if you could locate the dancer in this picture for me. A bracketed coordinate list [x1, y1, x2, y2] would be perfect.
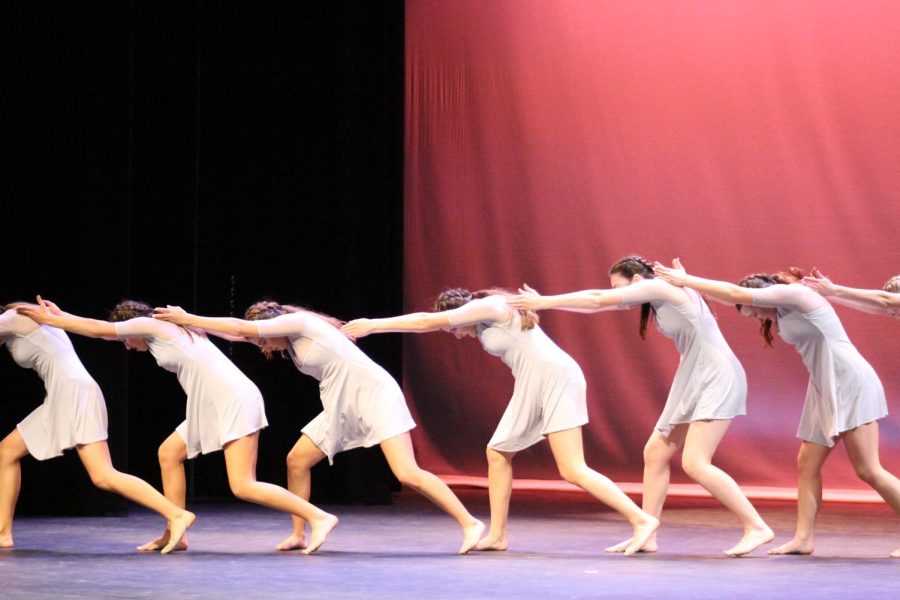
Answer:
[507, 256, 772, 557]
[17, 297, 338, 554]
[153, 301, 485, 554]
[803, 270, 900, 558]
[655, 260, 900, 557]
[0, 303, 194, 553]
[341, 288, 659, 556]
[802, 271, 900, 317]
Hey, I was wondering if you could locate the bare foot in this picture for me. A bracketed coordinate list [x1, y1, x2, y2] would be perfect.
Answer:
[724, 525, 774, 557]
[302, 513, 339, 555]
[275, 533, 308, 552]
[0, 534, 13, 549]
[458, 519, 485, 555]
[605, 535, 658, 554]
[473, 532, 508, 551]
[625, 516, 660, 556]
[890, 548, 900, 558]
[161, 511, 196, 555]
[767, 537, 813, 556]
[137, 530, 188, 553]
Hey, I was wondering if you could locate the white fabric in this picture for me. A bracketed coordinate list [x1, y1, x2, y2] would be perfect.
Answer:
[616, 279, 747, 435]
[255, 312, 415, 464]
[752, 284, 887, 446]
[2, 315, 107, 460]
[447, 296, 588, 451]
[115, 318, 267, 458]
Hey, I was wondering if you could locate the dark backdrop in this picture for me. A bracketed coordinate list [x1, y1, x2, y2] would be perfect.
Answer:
[2, 1, 404, 513]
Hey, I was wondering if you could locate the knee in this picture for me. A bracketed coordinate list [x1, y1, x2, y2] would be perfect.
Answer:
[88, 470, 115, 492]
[228, 479, 254, 501]
[157, 445, 181, 469]
[795, 452, 820, 479]
[0, 443, 20, 465]
[392, 466, 424, 489]
[486, 448, 511, 468]
[680, 454, 708, 480]
[556, 462, 587, 485]
[286, 449, 314, 474]
[853, 463, 881, 486]
[643, 438, 671, 469]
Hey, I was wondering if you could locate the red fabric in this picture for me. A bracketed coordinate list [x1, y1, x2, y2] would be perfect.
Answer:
[404, 0, 900, 489]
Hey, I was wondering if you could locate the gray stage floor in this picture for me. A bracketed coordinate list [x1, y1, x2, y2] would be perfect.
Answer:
[2, 489, 898, 599]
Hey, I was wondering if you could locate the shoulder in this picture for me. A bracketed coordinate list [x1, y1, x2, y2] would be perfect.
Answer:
[0, 310, 39, 336]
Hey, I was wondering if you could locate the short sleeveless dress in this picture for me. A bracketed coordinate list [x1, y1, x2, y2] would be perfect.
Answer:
[255, 312, 415, 463]
[6, 325, 108, 459]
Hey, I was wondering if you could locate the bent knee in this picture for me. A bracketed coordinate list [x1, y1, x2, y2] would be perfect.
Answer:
[286, 450, 315, 472]
[557, 463, 588, 485]
[680, 456, 710, 480]
[853, 464, 882, 485]
[228, 481, 254, 500]
[88, 471, 116, 491]
[392, 467, 424, 488]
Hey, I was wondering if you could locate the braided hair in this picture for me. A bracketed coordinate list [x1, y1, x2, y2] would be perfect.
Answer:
[433, 287, 539, 331]
[883, 275, 900, 294]
[244, 300, 344, 330]
[110, 299, 201, 339]
[109, 300, 153, 321]
[608, 255, 656, 339]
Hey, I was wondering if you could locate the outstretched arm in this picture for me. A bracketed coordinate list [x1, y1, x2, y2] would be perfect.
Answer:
[507, 283, 624, 313]
[654, 260, 753, 306]
[16, 296, 118, 340]
[153, 306, 259, 341]
[341, 296, 509, 339]
[802, 273, 900, 317]
[341, 312, 454, 339]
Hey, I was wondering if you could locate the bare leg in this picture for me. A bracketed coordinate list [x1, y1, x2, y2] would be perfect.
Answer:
[380, 432, 484, 554]
[474, 447, 516, 551]
[679, 420, 773, 556]
[0, 430, 29, 548]
[606, 427, 686, 553]
[276, 434, 326, 551]
[137, 431, 189, 552]
[223, 432, 337, 555]
[548, 427, 658, 556]
[842, 422, 900, 557]
[768, 441, 831, 555]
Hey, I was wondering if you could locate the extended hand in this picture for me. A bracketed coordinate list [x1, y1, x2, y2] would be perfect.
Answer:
[153, 305, 189, 323]
[801, 268, 836, 296]
[507, 283, 543, 310]
[654, 259, 689, 286]
[340, 319, 374, 339]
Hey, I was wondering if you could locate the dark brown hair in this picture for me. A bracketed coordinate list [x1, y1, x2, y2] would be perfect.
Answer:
[244, 300, 345, 358]
[108, 300, 153, 321]
[734, 273, 781, 346]
[110, 299, 201, 339]
[244, 300, 344, 330]
[608, 255, 656, 339]
[433, 287, 538, 331]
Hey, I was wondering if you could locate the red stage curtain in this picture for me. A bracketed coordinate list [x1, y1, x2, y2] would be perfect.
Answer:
[403, 0, 900, 489]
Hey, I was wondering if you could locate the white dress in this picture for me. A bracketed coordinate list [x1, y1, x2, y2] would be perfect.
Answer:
[751, 284, 887, 447]
[616, 279, 747, 435]
[254, 311, 415, 464]
[1, 313, 107, 460]
[446, 295, 588, 452]
[114, 318, 267, 458]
